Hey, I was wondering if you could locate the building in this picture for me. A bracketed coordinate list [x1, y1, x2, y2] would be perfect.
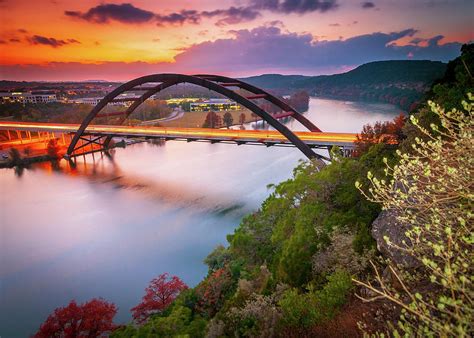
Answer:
[72, 97, 102, 105]
[165, 97, 200, 105]
[0, 92, 58, 104]
[72, 93, 140, 106]
[190, 99, 240, 112]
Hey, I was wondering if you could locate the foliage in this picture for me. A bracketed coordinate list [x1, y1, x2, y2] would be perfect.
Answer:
[132, 100, 172, 121]
[227, 294, 281, 337]
[355, 96, 473, 337]
[286, 91, 310, 112]
[312, 229, 374, 278]
[401, 43, 473, 152]
[112, 305, 207, 338]
[226, 150, 385, 287]
[8, 147, 21, 165]
[47, 139, 61, 159]
[239, 113, 246, 125]
[278, 270, 353, 330]
[202, 111, 222, 128]
[355, 113, 406, 155]
[131, 273, 188, 324]
[204, 245, 231, 274]
[195, 267, 236, 317]
[35, 298, 117, 337]
[223, 112, 234, 128]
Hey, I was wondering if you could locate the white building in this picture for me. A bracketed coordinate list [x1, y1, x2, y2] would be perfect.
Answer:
[0, 92, 58, 104]
[190, 98, 240, 112]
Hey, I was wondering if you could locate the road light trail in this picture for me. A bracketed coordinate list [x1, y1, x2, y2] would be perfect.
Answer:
[0, 122, 358, 148]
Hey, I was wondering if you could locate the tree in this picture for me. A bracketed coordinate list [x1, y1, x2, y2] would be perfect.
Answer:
[286, 91, 310, 112]
[354, 113, 406, 155]
[355, 97, 473, 337]
[195, 267, 235, 317]
[239, 113, 246, 125]
[35, 298, 117, 338]
[202, 111, 222, 128]
[131, 273, 188, 324]
[223, 112, 234, 128]
[47, 139, 60, 159]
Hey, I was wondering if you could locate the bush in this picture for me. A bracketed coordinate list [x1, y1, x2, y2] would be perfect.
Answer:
[279, 270, 352, 330]
[312, 229, 374, 278]
[355, 96, 474, 337]
[227, 294, 281, 337]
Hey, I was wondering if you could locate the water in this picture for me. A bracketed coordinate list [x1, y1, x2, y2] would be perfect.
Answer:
[0, 98, 401, 337]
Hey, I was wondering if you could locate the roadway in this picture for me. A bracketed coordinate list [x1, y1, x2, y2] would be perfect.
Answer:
[0, 121, 357, 149]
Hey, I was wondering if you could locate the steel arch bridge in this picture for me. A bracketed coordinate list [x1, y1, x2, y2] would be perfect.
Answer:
[66, 73, 325, 160]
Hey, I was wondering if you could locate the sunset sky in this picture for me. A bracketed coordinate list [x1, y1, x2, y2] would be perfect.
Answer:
[0, 0, 472, 81]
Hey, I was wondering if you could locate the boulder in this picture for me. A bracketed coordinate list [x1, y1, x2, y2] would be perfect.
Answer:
[371, 210, 419, 268]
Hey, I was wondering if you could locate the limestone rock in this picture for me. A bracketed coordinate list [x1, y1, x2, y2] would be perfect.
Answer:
[371, 210, 419, 268]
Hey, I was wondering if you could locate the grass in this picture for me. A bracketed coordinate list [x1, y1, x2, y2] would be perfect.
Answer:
[160, 109, 259, 128]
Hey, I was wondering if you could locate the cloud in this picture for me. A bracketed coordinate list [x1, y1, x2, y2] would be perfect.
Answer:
[1, 27, 462, 81]
[65, 3, 155, 24]
[154, 10, 201, 26]
[27, 35, 80, 48]
[203, 7, 261, 26]
[65, 1, 338, 27]
[250, 0, 339, 13]
[361, 1, 375, 9]
[9, 38, 21, 43]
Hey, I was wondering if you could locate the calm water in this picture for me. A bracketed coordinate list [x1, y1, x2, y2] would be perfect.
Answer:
[0, 98, 400, 337]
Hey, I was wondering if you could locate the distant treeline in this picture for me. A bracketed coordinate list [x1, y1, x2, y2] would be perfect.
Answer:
[241, 60, 448, 111]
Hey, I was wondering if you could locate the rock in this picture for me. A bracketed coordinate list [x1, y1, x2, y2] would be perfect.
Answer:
[371, 209, 420, 268]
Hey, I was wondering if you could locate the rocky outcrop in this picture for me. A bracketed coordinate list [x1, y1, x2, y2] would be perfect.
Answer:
[371, 210, 419, 268]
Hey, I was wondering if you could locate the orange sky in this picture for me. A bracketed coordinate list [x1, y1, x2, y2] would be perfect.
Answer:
[0, 0, 472, 80]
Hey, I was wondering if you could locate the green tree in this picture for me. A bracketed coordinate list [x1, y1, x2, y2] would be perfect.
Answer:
[223, 112, 233, 128]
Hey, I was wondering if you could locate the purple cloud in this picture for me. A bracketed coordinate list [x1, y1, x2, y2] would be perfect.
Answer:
[203, 7, 261, 26]
[250, 0, 339, 13]
[27, 35, 80, 48]
[65, 1, 337, 27]
[172, 26, 459, 73]
[361, 1, 375, 9]
[65, 3, 155, 24]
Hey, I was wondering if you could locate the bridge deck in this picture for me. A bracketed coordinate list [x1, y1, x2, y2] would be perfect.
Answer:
[0, 122, 357, 148]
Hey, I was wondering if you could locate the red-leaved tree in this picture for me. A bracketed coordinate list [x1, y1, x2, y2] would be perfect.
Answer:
[131, 273, 188, 323]
[35, 298, 117, 338]
[195, 267, 234, 317]
[354, 113, 406, 154]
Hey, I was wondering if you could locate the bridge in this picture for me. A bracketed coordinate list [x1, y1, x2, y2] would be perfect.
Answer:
[0, 73, 359, 161]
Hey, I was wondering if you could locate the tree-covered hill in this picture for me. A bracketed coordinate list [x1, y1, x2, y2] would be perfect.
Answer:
[241, 60, 447, 110]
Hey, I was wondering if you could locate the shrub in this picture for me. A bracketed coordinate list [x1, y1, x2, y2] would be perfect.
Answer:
[278, 270, 352, 330]
[35, 299, 117, 337]
[355, 96, 474, 337]
[227, 294, 281, 337]
[312, 229, 374, 278]
[131, 273, 188, 323]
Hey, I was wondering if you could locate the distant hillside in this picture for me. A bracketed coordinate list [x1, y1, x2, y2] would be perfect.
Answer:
[238, 74, 310, 90]
[241, 60, 447, 111]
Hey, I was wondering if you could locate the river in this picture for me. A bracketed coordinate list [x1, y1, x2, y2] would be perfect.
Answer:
[0, 98, 401, 337]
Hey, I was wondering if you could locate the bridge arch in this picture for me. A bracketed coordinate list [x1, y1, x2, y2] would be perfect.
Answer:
[67, 74, 322, 159]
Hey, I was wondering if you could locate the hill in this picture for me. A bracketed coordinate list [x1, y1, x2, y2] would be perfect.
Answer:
[241, 60, 447, 111]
